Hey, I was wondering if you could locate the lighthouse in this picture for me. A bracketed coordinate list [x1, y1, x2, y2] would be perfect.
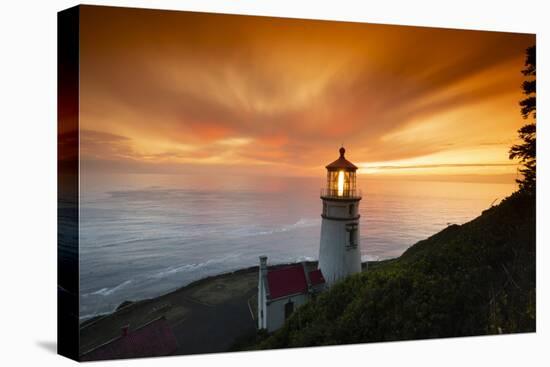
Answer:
[318, 147, 362, 285]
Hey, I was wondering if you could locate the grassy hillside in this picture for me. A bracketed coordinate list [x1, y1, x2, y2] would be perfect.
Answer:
[248, 191, 535, 349]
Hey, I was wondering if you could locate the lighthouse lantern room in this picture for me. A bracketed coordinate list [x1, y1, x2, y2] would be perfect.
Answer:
[318, 147, 362, 285]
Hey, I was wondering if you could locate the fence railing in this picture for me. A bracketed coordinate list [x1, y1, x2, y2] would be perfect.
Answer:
[320, 188, 362, 199]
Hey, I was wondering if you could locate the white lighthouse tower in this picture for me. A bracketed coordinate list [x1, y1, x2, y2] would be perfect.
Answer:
[318, 147, 362, 285]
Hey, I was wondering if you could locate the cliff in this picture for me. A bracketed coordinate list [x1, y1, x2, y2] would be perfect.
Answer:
[247, 190, 535, 349]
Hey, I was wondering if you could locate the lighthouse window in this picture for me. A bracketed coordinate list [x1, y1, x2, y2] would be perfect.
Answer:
[349, 204, 354, 215]
[349, 228, 358, 247]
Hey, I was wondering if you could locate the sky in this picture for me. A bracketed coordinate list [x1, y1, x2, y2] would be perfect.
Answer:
[77, 5, 535, 183]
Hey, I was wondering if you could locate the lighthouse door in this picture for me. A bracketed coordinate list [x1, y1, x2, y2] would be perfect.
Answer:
[284, 300, 294, 319]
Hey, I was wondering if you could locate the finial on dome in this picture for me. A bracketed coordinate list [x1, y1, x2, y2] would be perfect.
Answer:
[339, 146, 346, 157]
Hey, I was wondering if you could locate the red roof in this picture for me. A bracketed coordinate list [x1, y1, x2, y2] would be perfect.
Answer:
[266, 264, 326, 299]
[81, 317, 178, 361]
[309, 269, 326, 286]
[267, 265, 308, 299]
[326, 147, 358, 171]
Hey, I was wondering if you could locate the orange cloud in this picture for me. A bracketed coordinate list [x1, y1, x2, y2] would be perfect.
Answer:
[77, 6, 535, 181]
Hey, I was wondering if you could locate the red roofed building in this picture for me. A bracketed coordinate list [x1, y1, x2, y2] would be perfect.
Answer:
[257, 256, 326, 332]
[80, 316, 178, 361]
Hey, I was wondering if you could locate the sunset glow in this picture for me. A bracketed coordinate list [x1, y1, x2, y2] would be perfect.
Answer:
[76, 6, 535, 183]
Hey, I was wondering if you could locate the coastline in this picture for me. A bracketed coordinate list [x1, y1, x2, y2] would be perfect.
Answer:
[78, 191, 536, 358]
[79, 258, 387, 324]
[78, 260, 384, 357]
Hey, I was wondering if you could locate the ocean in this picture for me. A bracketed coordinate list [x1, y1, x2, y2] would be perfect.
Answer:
[78, 173, 515, 319]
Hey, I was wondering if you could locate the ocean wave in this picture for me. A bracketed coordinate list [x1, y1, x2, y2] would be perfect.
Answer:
[147, 254, 241, 280]
[229, 217, 320, 238]
[80, 312, 108, 321]
[148, 261, 213, 280]
[263, 217, 320, 234]
[86, 279, 133, 297]
[96, 235, 178, 249]
[81, 255, 241, 302]
[361, 254, 383, 262]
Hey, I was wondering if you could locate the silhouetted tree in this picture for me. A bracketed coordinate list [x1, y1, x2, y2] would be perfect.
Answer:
[510, 46, 536, 193]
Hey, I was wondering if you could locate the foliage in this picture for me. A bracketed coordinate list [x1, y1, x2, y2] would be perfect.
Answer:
[243, 192, 535, 349]
[510, 46, 536, 193]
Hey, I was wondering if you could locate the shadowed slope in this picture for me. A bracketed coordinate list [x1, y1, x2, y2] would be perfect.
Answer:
[250, 191, 535, 349]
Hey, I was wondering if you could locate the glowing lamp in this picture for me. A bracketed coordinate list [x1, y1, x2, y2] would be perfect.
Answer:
[323, 147, 359, 198]
[337, 170, 344, 196]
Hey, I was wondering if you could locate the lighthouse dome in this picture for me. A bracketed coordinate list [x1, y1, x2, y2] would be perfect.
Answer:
[325, 146, 358, 171]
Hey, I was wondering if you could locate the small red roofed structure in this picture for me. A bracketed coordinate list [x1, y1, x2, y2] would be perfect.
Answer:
[257, 257, 326, 332]
[308, 269, 326, 287]
[267, 265, 308, 299]
[80, 316, 178, 361]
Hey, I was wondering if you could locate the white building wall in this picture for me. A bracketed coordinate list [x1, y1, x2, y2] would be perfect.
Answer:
[258, 256, 268, 330]
[266, 294, 309, 333]
[258, 282, 267, 330]
[318, 199, 362, 285]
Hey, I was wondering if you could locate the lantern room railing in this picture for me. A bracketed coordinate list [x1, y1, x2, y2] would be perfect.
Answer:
[320, 188, 362, 199]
